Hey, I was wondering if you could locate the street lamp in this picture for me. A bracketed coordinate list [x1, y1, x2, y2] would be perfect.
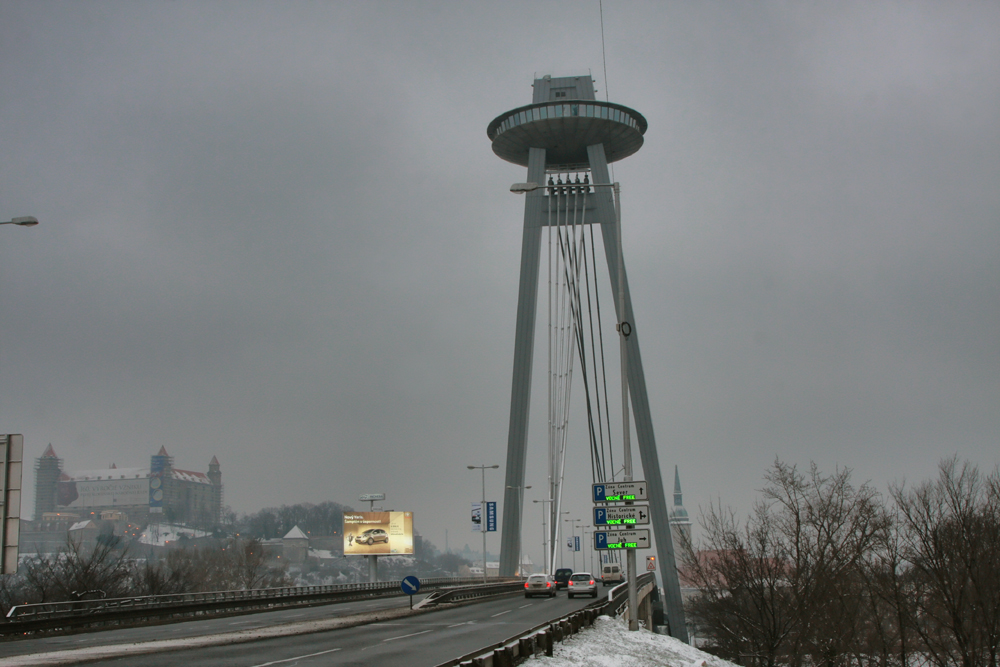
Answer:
[583, 528, 597, 575]
[468, 464, 499, 583]
[564, 518, 582, 570]
[557, 511, 572, 569]
[532, 498, 554, 574]
[506, 485, 531, 576]
[0, 216, 39, 227]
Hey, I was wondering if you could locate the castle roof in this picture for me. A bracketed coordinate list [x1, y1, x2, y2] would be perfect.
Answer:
[156, 446, 170, 456]
[61, 467, 148, 481]
[210, 455, 220, 466]
[283, 526, 309, 540]
[42, 444, 57, 458]
[170, 469, 211, 484]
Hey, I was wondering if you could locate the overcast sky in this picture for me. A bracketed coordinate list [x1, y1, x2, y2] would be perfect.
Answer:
[1, 1, 997, 565]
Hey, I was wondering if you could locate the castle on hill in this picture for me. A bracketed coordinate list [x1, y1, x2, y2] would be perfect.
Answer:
[32, 445, 222, 529]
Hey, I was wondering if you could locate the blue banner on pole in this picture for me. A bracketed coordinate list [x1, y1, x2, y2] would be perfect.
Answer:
[574, 535, 580, 552]
[486, 501, 497, 532]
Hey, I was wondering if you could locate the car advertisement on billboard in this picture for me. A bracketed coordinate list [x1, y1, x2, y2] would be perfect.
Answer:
[343, 511, 414, 555]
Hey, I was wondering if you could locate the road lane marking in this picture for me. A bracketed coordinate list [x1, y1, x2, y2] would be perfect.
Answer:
[491, 610, 512, 617]
[518, 604, 533, 608]
[447, 622, 468, 628]
[382, 629, 433, 642]
[250, 648, 341, 666]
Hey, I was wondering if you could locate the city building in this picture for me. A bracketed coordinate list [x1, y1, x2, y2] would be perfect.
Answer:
[31, 445, 223, 529]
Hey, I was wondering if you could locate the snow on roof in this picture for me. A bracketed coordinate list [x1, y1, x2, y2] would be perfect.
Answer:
[308, 549, 336, 560]
[283, 526, 309, 540]
[137, 523, 211, 547]
[170, 469, 211, 484]
[62, 468, 148, 481]
[68, 521, 96, 531]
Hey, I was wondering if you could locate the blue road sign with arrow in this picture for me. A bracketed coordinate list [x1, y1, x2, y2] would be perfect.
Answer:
[401, 575, 421, 595]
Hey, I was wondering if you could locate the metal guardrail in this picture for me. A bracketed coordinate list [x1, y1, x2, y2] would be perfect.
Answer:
[2, 577, 515, 636]
[414, 580, 526, 607]
[435, 572, 657, 667]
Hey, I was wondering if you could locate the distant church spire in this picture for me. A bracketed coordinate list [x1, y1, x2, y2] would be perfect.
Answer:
[669, 465, 692, 558]
[674, 464, 683, 507]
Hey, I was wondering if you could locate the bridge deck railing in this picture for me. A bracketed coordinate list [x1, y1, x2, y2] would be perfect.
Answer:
[434, 572, 659, 667]
[2, 576, 518, 635]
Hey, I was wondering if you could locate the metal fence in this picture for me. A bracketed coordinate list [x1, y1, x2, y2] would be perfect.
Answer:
[2, 576, 515, 636]
[434, 572, 658, 667]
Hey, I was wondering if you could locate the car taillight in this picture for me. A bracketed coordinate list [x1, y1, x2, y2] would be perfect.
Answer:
[525, 582, 529, 588]
[546, 582, 551, 588]
[590, 580, 595, 585]
[568, 581, 574, 586]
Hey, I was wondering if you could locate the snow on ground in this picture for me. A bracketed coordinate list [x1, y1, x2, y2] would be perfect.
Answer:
[528, 616, 736, 667]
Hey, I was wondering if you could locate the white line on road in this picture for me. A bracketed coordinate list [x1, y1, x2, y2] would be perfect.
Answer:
[249, 648, 341, 667]
[382, 629, 433, 642]
[518, 604, 533, 609]
[490, 610, 512, 618]
[447, 622, 468, 628]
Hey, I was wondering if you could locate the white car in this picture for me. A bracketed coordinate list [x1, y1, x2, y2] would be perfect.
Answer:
[568, 572, 598, 598]
[524, 573, 556, 598]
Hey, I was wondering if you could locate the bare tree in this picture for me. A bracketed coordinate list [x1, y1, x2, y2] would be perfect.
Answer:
[685, 461, 886, 667]
[891, 458, 1000, 667]
[682, 500, 796, 667]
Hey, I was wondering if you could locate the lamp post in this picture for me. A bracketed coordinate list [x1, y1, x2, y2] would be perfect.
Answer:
[558, 511, 571, 569]
[532, 498, 554, 574]
[564, 518, 582, 570]
[506, 484, 531, 576]
[468, 464, 498, 583]
[0, 217, 39, 227]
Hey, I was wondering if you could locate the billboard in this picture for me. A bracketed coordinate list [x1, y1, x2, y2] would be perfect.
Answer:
[57, 478, 149, 509]
[343, 511, 413, 555]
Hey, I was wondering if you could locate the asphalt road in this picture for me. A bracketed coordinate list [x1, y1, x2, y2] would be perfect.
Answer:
[2, 589, 600, 666]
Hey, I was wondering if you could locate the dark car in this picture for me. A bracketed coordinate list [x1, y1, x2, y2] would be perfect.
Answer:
[554, 568, 573, 590]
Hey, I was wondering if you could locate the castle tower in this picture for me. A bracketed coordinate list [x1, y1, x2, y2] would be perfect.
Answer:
[33, 444, 62, 519]
[149, 446, 173, 517]
[489, 75, 687, 641]
[669, 465, 692, 560]
[208, 455, 223, 525]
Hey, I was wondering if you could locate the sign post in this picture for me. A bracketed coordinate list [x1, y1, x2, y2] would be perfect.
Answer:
[401, 575, 421, 609]
[357, 493, 388, 583]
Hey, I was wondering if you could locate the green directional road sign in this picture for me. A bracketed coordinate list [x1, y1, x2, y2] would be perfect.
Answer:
[593, 529, 651, 550]
[592, 481, 647, 503]
[593, 505, 650, 526]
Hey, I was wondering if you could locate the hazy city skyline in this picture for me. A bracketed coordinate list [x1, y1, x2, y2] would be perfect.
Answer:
[1, 1, 997, 566]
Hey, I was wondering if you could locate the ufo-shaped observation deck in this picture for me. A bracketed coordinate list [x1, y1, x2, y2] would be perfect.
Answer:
[488, 99, 647, 170]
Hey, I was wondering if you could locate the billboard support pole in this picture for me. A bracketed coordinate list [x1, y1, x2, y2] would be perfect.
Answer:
[1, 435, 22, 575]
[369, 555, 377, 583]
